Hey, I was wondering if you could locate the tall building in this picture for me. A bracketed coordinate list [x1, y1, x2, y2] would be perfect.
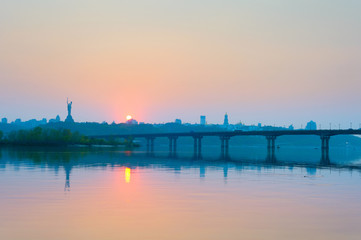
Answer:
[175, 119, 182, 124]
[223, 113, 229, 126]
[200, 116, 206, 125]
[1, 118, 7, 124]
[305, 120, 317, 130]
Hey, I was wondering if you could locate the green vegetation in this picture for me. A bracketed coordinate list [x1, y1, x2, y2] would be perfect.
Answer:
[0, 127, 136, 147]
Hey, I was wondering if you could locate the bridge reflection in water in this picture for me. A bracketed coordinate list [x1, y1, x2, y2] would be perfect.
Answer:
[1, 144, 360, 192]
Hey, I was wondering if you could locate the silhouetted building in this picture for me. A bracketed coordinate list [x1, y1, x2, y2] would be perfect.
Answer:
[49, 115, 61, 123]
[127, 119, 138, 125]
[14, 119, 22, 124]
[1, 118, 7, 124]
[175, 119, 182, 124]
[200, 116, 206, 125]
[223, 113, 229, 126]
[305, 121, 317, 130]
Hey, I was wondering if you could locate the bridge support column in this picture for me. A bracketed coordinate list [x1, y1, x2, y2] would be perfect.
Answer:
[193, 136, 202, 159]
[266, 135, 277, 162]
[220, 136, 230, 159]
[320, 135, 330, 161]
[146, 137, 155, 156]
[168, 137, 178, 157]
[266, 136, 276, 150]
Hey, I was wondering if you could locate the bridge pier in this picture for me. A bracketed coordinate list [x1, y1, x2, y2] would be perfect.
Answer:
[193, 136, 203, 159]
[168, 136, 178, 157]
[146, 137, 155, 155]
[265, 135, 277, 162]
[220, 136, 230, 159]
[266, 136, 277, 151]
[320, 135, 330, 161]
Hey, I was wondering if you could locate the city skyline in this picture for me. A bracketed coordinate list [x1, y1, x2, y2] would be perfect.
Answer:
[1, 1, 361, 126]
[1, 98, 361, 129]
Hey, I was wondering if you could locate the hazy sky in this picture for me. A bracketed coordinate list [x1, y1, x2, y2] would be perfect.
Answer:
[1, 0, 360, 127]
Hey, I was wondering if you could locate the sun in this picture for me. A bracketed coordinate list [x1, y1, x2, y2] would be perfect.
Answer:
[126, 115, 132, 121]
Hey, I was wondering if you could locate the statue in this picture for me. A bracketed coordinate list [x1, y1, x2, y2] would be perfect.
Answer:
[67, 98, 72, 116]
[65, 98, 75, 123]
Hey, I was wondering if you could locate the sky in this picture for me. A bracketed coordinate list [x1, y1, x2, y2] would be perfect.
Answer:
[0, 0, 361, 128]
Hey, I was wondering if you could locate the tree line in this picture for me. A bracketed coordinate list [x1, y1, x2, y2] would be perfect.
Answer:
[0, 127, 136, 147]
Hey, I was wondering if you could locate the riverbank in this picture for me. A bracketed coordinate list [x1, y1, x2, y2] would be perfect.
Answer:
[0, 127, 139, 148]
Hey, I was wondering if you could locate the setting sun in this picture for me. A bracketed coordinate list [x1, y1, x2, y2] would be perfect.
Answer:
[126, 115, 132, 121]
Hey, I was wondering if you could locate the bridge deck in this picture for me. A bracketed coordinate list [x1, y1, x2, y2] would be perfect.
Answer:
[91, 129, 361, 139]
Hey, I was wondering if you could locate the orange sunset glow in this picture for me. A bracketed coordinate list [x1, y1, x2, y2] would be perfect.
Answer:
[1, 1, 361, 240]
[1, 1, 360, 126]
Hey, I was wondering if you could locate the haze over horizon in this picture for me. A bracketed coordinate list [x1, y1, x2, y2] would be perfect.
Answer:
[1, 0, 361, 127]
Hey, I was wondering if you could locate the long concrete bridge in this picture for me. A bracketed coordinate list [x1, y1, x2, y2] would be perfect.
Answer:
[92, 129, 361, 160]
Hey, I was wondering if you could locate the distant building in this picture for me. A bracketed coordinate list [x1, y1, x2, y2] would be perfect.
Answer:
[223, 113, 229, 126]
[14, 119, 22, 124]
[305, 121, 317, 130]
[200, 116, 206, 125]
[288, 124, 294, 130]
[1, 118, 7, 124]
[175, 119, 182, 124]
[49, 115, 61, 123]
[126, 119, 138, 125]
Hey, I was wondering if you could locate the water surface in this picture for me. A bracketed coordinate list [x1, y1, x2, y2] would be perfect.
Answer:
[1, 146, 361, 240]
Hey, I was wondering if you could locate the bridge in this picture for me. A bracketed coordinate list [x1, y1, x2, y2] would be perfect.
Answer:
[92, 129, 361, 161]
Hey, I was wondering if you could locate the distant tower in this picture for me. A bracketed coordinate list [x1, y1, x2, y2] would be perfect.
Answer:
[65, 98, 75, 123]
[223, 113, 229, 126]
[200, 116, 206, 125]
[305, 120, 317, 130]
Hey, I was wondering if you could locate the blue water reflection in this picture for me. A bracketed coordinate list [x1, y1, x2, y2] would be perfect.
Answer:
[1, 146, 361, 240]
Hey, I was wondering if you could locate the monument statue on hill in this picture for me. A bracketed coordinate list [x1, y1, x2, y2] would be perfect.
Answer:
[65, 98, 75, 123]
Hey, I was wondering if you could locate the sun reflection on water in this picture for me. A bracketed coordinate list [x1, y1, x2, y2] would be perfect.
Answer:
[125, 167, 131, 183]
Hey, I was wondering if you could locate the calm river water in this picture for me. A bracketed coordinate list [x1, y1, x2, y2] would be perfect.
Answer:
[1, 144, 361, 240]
